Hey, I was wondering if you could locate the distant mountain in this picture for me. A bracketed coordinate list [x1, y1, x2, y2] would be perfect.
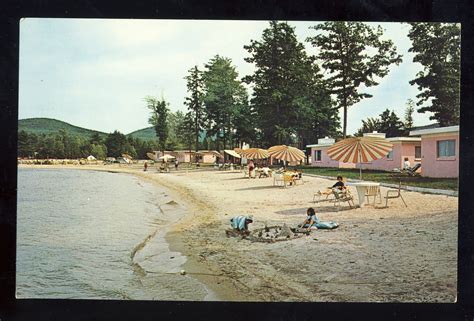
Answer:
[127, 127, 156, 141]
[18, 118, 108, 138]
[19, 117, 209, 142]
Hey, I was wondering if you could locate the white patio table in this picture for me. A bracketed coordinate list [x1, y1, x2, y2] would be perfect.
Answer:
[346, 181, 381, 207]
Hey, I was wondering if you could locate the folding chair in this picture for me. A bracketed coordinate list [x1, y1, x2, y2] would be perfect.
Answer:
[384, 181, 407, 207]
[365, 185, 382, 206]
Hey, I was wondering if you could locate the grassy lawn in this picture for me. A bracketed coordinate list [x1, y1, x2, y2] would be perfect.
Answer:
[294, 166, 459, 191]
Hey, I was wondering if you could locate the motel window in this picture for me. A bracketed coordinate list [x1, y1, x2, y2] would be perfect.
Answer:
[437, 140, 456, 157]
[415, 146, 421, 159]
[386, 150, 393, 160]
[314, 150, 322, 161]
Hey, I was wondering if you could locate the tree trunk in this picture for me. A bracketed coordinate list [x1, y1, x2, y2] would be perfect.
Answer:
[343, 104, 348, 139]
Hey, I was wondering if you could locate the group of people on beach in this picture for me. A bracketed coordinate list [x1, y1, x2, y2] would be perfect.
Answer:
[227, 206, 339, 238]
[227, 176, 345, 237]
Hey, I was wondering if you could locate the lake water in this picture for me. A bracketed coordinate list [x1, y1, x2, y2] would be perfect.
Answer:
[16, 168, 213, 300]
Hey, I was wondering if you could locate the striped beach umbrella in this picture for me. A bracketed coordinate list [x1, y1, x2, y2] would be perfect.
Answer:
[147, 152, 157, 161]
[268, 145, 306, 163]
[327, 136, 393, 179]
[237, 148, 269, 159]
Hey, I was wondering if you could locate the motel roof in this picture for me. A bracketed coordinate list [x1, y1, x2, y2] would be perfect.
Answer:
[386, 137, 421, 142]
[410, 125, 459, 137]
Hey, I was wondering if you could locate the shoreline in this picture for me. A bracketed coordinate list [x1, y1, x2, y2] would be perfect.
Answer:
[17, 163, 458, 302]
[17, 164, 241, 301]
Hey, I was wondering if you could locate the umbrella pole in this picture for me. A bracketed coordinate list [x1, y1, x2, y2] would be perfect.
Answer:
[359, 147, 362, 180]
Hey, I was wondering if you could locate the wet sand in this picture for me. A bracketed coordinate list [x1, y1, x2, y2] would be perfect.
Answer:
[19, 164, 458, 302]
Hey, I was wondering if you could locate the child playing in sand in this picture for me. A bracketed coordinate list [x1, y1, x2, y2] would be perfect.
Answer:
[299, 208, 339, 229]
[226, 215, 254, 237]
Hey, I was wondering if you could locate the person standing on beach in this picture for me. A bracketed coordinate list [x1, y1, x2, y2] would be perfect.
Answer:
[248, 159, 255, 178]
[175, 159, 179, 170]
[143, 161, 148, 171]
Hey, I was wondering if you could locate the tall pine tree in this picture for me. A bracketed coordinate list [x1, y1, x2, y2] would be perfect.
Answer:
[244, 21, 337, 147]
[202, 55, 249, 150]
[183, 66, 204, 152]
[307, 22, 402, 138]
[146, 96, 169, 154]
[407, 23, 460, 126]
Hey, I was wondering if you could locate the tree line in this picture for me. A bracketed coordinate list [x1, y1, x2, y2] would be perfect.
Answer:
[18, 129, 149, 159]
[146, 21, 460, 153]
[20, 21, 460, 159]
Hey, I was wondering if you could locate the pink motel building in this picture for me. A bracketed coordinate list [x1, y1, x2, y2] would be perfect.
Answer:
[307, 133, 422, 172]
[307, 137, 356, 169]
[356, 132, 422, 172]
[409, 125, 459, 178]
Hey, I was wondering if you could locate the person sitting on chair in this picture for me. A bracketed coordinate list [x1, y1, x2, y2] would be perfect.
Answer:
[318, 176, 346, 195]
[403, 158, 411, 170]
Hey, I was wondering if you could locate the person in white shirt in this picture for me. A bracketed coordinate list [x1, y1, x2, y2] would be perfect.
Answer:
[403, 158, 411, 170]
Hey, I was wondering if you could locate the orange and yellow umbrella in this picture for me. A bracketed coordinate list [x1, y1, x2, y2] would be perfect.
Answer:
[327, 136, 393, 179]
[268, 145, 306, 163]
[237, 148, 269, 159]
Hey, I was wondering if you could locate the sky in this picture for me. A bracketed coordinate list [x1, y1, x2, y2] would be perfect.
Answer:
[19, 18, 435, 137]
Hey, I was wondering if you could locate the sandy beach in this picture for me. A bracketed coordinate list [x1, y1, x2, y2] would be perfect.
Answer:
[19, 163, 458, 302]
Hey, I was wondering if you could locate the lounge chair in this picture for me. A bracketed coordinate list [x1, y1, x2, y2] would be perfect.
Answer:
[391, 163, 421, 177]
[313, 188, 355, 208]
[384, 181, 407, 207]
[331, 189, 355, 208]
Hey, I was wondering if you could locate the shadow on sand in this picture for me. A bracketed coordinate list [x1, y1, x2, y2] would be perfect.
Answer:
[235, 185, 280, 191]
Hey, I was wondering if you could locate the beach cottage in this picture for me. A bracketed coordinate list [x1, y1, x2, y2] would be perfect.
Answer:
[155, 150, 223, 164]
[306, 137, 355, 168]
[409, 125, 459, 178]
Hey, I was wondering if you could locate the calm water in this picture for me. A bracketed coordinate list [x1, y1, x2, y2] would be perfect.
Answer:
[16, 168, 212, 300]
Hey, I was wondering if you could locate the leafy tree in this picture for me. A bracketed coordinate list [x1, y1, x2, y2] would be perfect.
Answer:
[355, 109, 404, 137]
[105, 130, 128, 157]
[89, 132, 103, 145]
[244, 21, 336, 148]
[407, 23, 460, 126]
[379, 109, 404, 137]
[90, 143, 107, 159]
[184, 66, 205, 152]
[177, 111, 196, 156]
[232, 98, 257, 147]
[146, 96, 170, 153]
[355, 117, 381, 137]
[18, 130, 38, 157]
[202, 55, 249, 150]
[307, 22, 403, 138]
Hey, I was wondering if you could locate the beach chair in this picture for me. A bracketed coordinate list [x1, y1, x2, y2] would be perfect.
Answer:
[283, 174, 295, 188]
[365, 185, 382, 206]
[384, 181, 407, 207]
[390, 163, 421, 177]
[331, 189, 355, 208]
[273, 173, 285, 187]
[273, 173, 283, 186]
[406, 163, 421, 176]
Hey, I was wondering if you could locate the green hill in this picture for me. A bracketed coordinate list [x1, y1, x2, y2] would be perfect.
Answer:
[127, 127, 157, 141]
[19, 117, 209, 142]
[18, 118, 108, 138]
